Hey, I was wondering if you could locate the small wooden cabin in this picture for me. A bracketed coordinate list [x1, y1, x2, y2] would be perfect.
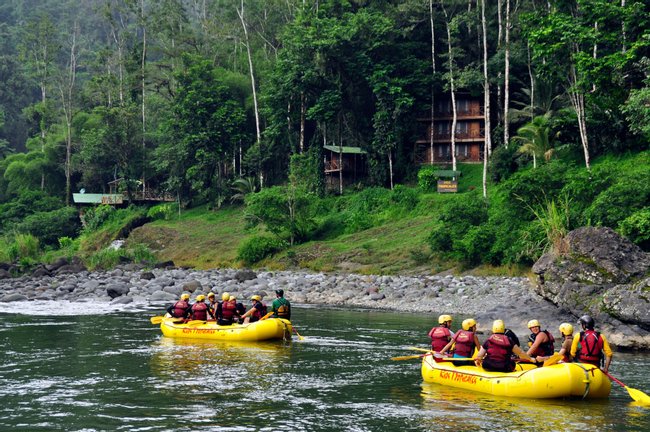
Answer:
[323, 145, 367, 190]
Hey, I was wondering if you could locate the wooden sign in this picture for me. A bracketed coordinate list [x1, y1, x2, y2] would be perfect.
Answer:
[437, 180, 458, 193]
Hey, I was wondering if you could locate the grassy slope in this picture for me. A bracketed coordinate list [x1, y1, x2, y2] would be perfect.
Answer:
[126, 163, 488, 274]
[124, 152, 649, 275]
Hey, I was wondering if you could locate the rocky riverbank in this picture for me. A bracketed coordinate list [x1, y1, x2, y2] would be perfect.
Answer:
[1, 263, 648, 350]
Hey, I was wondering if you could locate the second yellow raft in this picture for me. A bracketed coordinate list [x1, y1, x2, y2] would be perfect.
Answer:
[159, 316, 293, 342]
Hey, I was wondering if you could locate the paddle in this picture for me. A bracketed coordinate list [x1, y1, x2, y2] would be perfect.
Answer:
[602, 370, 650, 405]
[292, 325, 305, 341]
[542, 353, 563, 367]
[408, 346, 433, 353]
[150, 316, 164, 325]
[392, 352, 434, 361]
[259, 312, 274, 321]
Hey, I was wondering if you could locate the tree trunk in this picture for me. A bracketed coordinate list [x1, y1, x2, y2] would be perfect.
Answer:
[497, 0, 503, 131]
[481, 0, 491, 198]
[429, 0, 436, 165]
[300, 92, 306, 153]
[568, 64, 591, 170]
[442, 6, 457, 172]
[141, 0, 147, 194]
[504, 0, 511, 148]
[527, 41, 534, 120]
[237, 1, 263, 187]
[61, 23, 79, 207]
[388, 150, 394, 190]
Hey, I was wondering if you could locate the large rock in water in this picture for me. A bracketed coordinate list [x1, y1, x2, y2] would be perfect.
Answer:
[532, 226, 650, 350]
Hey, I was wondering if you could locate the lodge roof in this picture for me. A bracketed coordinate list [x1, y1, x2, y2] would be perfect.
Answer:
[323, 145, 367, 155]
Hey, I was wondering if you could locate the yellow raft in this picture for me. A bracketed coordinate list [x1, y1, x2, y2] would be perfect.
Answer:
[159, 316, 293, 342]
[421, 356, 611, 399]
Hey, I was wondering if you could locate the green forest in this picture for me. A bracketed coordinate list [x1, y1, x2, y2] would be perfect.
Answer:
[0, 0, 648, 273]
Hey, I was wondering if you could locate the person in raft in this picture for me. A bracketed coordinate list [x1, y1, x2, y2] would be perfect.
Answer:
[474, 319, 536, 372]
[428, 315, 454, 353]
[206, 292, 218, 320]
[166, 293, 191, 319]
[189, 294, 209, 321]
[526, 319, 556, 360]
[216, 292, 238, 325]
[440, 318, 481, 358]
[570, 315, 613, 372]
[240, 295, 268, 324]
[271, 289, 291, 320]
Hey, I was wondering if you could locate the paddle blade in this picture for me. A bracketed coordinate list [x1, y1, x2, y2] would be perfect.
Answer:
[391, 354, 425, 361]
[259, 312, 274, 321]
[543, 353, 563, 367]
[150, 316, 164, 325]
[627, 386, 650, 405]
[407, 346, 432, 353]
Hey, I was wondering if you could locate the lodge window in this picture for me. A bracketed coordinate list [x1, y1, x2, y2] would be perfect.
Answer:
[437, 145, 451, 157]
[455, 122, 469, 134]
[455, 144, 470, 157]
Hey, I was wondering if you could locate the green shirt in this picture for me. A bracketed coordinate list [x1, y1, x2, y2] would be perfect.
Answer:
[271, 297, 291, 319]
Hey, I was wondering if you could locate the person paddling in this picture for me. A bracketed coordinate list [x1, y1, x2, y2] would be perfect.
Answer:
[428, 315, 454, 353]
[570, 315, 613, 372]
[166, 293, 191, 320]
[475, 319, 536, 372]
[241, 295, 268, 324]
[206, 292, 217, 320]
[216, 292, 237, 325]
[271, 289, 291, 320]
[526, 319, 555, 359]
[190, 294, 209, 321]
[440, 318, 480, 358]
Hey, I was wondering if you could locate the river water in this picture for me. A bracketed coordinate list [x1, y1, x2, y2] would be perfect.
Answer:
[0, 303, 648, 431]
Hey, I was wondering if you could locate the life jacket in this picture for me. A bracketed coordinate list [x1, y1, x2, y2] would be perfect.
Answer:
[275, 298, 291, 319]
[485, 334, 514, 365]
[527, 330, 555, 357]
[221, 299, 237, 320]
[171, 300, 190, 318]
[452, 330, 476, 357]
[252, 302, 268, 320]
[191, 302, 208, 321]
[428, 326, 452, 352]
[578, 330, 604, 366]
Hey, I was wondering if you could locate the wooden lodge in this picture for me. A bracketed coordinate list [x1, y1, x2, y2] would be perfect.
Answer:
[415, 95, 485, 164]
[72, 178, 174, 206]
[323, 144, 367, 190]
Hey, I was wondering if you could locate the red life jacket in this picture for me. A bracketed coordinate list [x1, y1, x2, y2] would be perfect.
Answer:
[171, 300, 190, 318]
[528, 330, 555, 357]
[252, 302, 268, 320]
[485, 334, 513, 365]
[428, 326, 451, 352]
[452, 330, 476, 357]
[221, 300, 237, 320]
[578, 330, 604, 365]
[191, 302, 208, 321]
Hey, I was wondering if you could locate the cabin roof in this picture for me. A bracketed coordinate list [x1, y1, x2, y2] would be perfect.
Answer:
[72, 193, 124, 204]
[323, 145, 367, 155]
[433, 170, 462, 178]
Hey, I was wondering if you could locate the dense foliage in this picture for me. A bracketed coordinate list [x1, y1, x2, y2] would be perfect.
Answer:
[0, 1, 648, 269]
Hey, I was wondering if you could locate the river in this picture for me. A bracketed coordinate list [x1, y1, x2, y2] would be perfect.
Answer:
[0, 303, 648, 431]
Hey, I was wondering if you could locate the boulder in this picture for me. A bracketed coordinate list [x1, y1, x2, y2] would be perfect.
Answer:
[234, 269, 257, 282]
[140, 272, 155, 280]
[0, 269, 12, 279]
[181, 280, 202, 292]
[106, 283, 130, 299]
[532, 226, 650, 348]
[1, 293, 28, 302]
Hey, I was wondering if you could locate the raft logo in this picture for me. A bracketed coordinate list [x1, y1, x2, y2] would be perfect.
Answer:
[182, 328, 216, 334]
[439, 370, 478, 385]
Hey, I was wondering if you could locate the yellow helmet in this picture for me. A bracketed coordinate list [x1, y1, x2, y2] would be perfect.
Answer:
[492, 319, 505, 334]
[180, 293, 190, 300]
[559, 323, 574, 336]
[527, 319, 541, 329]
[196, 294, 205, 302]
[438, 314, 453, 324]
[229, 295, 237, 301]
[207, 292, 215, 298]
[251, 295, 262, 301]
[462, 318, 477, 331]
[222, 292, 230, 301]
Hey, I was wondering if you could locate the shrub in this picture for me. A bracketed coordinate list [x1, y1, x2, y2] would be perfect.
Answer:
[9, 233, 40, 262]
[16, 207, 81, 246]
[619, 208, 650, 251]
[147, 203, 174, 221]
[237, 236, 286, 265]
[87, 243, 156, 270]
[391, 185, 419, 209]
[457, 224, 497, 265]
[417, 165, 438, 190]
[81, 205, 116, 231]
[583, 174, 650, 229]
